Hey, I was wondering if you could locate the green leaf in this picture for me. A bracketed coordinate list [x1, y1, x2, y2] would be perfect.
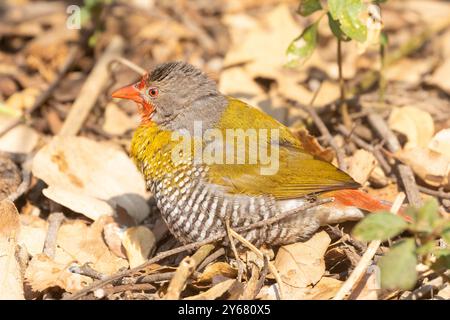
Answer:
[378, 238, 417, 290]
[380, 31, 388, 47]
[297, 0, 322, 16]
[415, 198, 439, 234]
[352, 212, 408, 241]
[286, 22, 319, 67]
[328, 0, 367, 42]
[416, 241, 437, 256]
[442, 221, 450, 244]
[327, 13, 350, 41]
[431, 251, 450, 272]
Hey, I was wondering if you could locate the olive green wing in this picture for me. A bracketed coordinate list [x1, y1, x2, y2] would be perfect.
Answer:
[207, 98, 359, 199]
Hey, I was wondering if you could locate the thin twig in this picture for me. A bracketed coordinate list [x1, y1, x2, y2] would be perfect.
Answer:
[0, 46, 79, 138]
[59, 36, 124, 136]
[367, 113, 422, 207]
[337, 39, 352, 129]
[225, 217, 244, 281]
[7, 154, 33, 202]
[191, 244, 216, 269]
[42, 212, 65, 258]
[111, 57, 147, 76]
[228, 228, 285, 300]
[69, 263, 106, 280]
[337, 124, 392, 175]
[196, 248, 225, 272]
[417, 186, 450, 200]
[64, 199, 330, 300]
[333, 192, 406, 300]
[94, 283, 156, 298]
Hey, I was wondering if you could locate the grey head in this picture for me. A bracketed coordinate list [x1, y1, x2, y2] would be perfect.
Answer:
[112, 61, 228, 133]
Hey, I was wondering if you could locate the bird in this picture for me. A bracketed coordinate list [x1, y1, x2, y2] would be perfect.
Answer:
[112, 61, 393, 247]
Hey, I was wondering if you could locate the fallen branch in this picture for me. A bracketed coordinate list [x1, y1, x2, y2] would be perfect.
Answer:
[333, 192, 406, 300]
[42, 212, 65, 259]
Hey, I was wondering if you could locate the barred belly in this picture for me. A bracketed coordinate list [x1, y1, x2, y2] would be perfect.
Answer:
[147, 164, 323, 247]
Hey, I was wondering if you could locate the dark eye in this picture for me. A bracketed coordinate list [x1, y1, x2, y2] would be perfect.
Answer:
[147, 87, 158, 97]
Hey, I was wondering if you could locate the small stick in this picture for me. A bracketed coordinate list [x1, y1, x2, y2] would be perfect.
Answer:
[225, 217, 244, 281]
[69, 263, 106, 280]
[164, 256, 196, 300]
[190, 244, 216, 269]
[0, 46, 79, 138]
[337, 39, 352, 129]
[59, 36, 124, 136]
[254, 255, 269, 299]
[196, 248, 225, 272]
[367, 113, 422, 207]
[64, 199, 329, 300]
[333, 192, 406, 300]
[228, 228, 285, 300]
[111, 57, 147, 76]
[417, 186, 450, 200]
[337, 124, 392, 175]
[137, 272, 175, 284]
[42, 212, 65, 258]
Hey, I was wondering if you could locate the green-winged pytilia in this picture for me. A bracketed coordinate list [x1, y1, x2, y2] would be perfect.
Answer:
[112, 61, 401, 246]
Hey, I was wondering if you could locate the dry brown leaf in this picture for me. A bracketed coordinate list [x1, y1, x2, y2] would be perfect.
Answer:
[0, 154, 21, 201]
[103, 221, 127, 259]
[346, 149, 377, 185]
[394, 147, 450, 188]
[223, 4, 300, 72]
[258, 276, 342, 300]
[0, 122, 39, 154]
[305, 277, 343, 300]
[0, 199, 24, 299]
[17, 215, 47, 256]
[5, 87, 40, 113]
[348, 271, 379, 300]
[388, 106, 434, 149]
[32, 136, 150, 222]
[121, 226, 155, 268]
[56, 218, 128, 275]
[25, 253, 92, 293]
[102, 103, 138, 136]
[295, 129, 334, 163]
[428, 129, 450, 158]
[274, 231, 331, 288]
[184, 279, 236, 300]
[428, 59, 450, 94]
[196, 262, 238, 284]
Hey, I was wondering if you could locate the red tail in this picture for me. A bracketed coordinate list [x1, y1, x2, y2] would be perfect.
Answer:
[323, 189, 411, 222]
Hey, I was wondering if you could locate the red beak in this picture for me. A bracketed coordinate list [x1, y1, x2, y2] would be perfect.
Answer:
[111, 83, 144, 104]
